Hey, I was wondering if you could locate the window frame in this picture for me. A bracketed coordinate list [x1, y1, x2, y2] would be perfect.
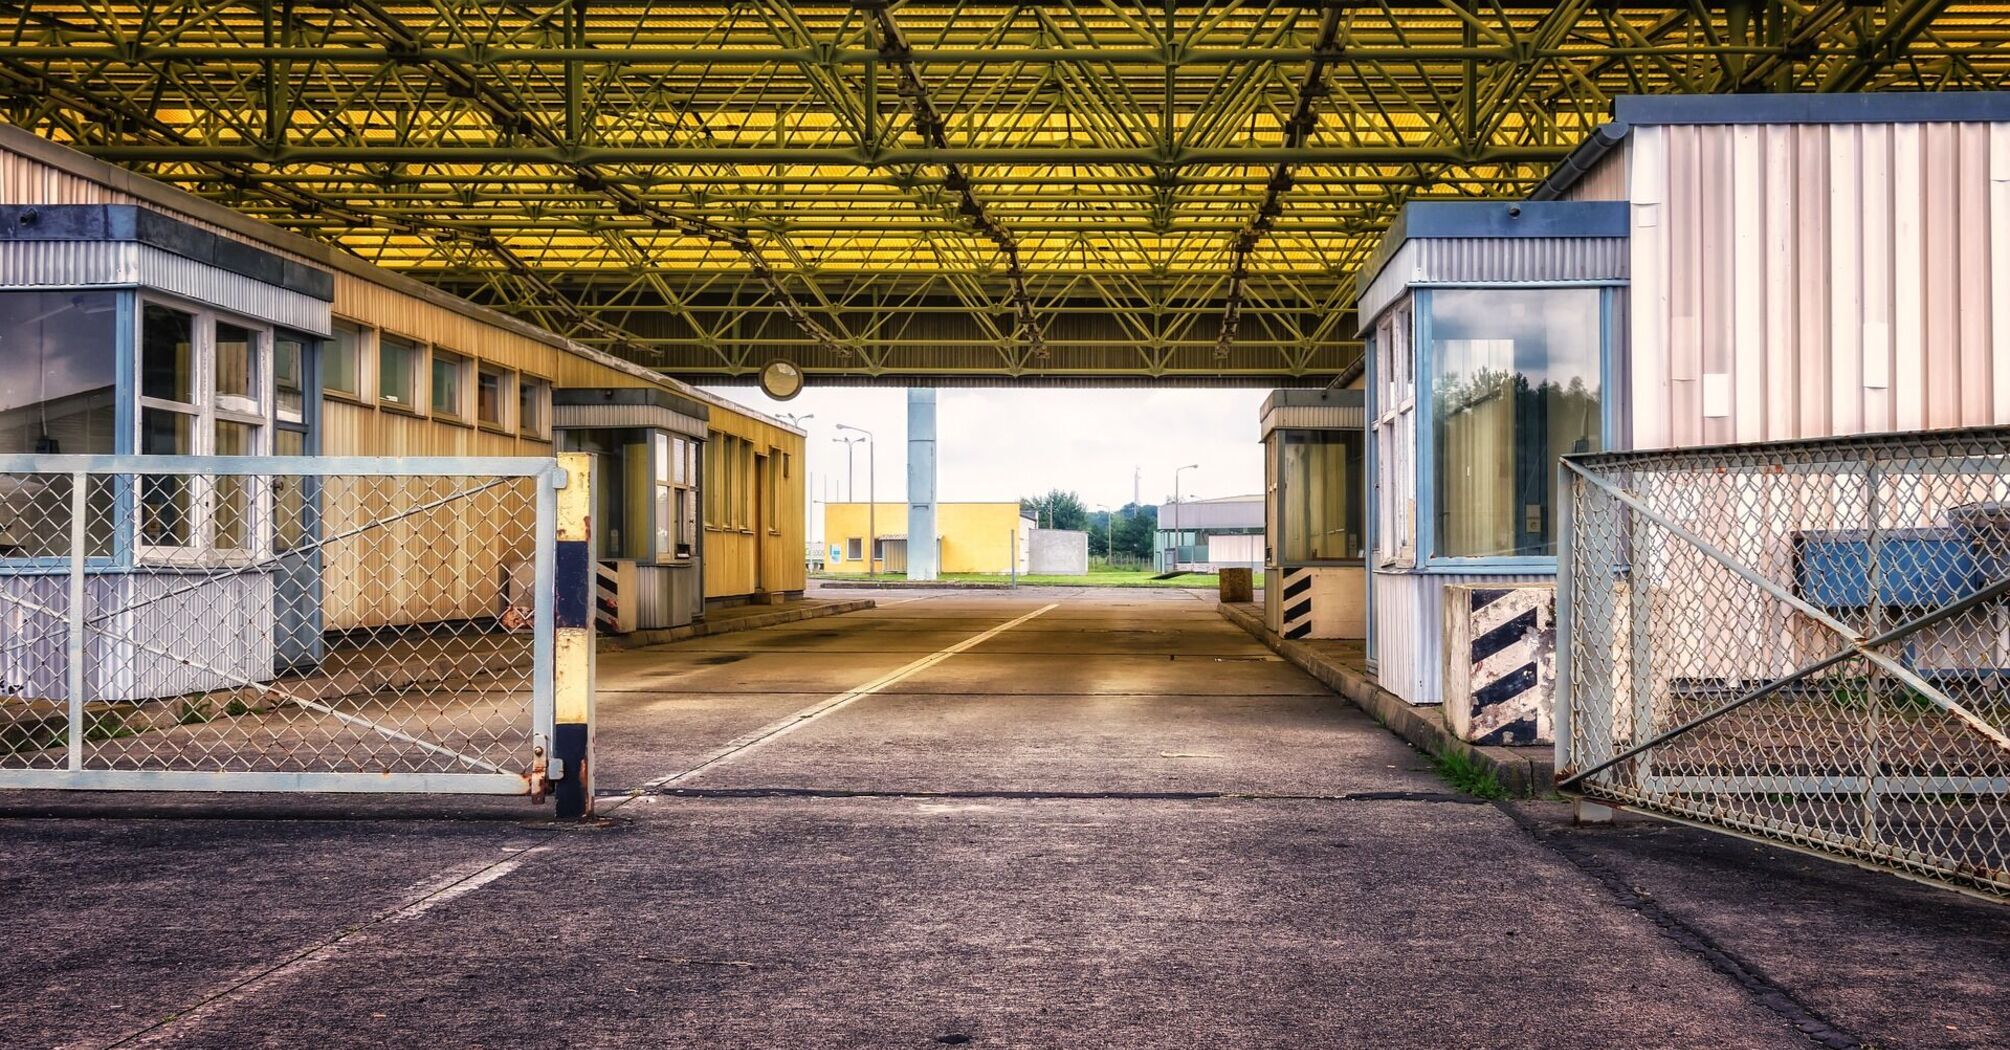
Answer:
[1403, 284, 1620, 574]
[1369, 302, 1416, 570]
[516, 372, 552, 440]
[133, 294, 274, 564]
[322, 319, 368, 402]
[428, 347, 472, 424]
[1276, 428, 1366, 567]
[475, 363, 514, 432]
[376, 331, 424, 413]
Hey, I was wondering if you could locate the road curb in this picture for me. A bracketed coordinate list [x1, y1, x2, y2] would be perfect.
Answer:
[598, 599, 876, 650]
[813, 580, 1011, 590]
[1217, 602, 1552, 797]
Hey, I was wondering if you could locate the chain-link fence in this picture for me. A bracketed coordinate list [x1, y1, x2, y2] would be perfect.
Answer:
[0, 455, 564, 796]
[1558, 429, 2010, 900]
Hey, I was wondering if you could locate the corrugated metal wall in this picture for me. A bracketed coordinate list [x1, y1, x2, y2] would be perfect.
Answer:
[0, 240, 327, 333]
[1357, 236, 1629, 327]
[1627, 120, 2010, 450]
[1563, 146, 1631, 202]
[1371, 570, 1549, 705]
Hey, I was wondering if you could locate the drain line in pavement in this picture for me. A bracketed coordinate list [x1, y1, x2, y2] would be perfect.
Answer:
[613, 603, 1060, 799]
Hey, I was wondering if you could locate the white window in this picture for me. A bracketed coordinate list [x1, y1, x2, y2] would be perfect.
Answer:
[274, 334, 307, 424]
[430, 348, 470, 420]
[136, 299, 271, 560]
[1372, 304, 1415, 567]
[378, 334, 422, 410]
[324, 321, 364, 399]
[654, 433, 697, 561]
[846, 537, 863, 561]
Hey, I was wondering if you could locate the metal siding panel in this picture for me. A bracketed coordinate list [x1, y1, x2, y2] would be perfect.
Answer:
[1796, 124, 1832, 438]
[1994, 125, 2010, 423]
[1861, 124, 1894, 432]
[1830, 125, 1865, 436]
[1412, 237, 1628, 284]
[1958, 124, 1993, 426]
[1764, 125, 1799, 441]
[1628, 124, 1667, 450]
[1893, 123, 1926, 432]
[0, 238, 138, 287]
[1702, 126, 1737, 446]
[0, 240, 328, 333]
[1923, 123, 1962, 428]
[1370, 570, 1549, 706]
[135, 245, 329, 334]
[1732, 125, 1765, 444]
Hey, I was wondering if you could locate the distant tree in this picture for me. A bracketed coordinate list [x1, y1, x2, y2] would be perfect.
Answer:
[1110, 502, 1158, 558]
[1020, 489, 1089, 531]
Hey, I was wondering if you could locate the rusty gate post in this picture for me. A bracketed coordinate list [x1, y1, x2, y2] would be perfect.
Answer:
[552, 452, 597, 818]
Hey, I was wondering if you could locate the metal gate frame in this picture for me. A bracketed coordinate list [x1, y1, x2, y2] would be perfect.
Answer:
[0, 453, 584, 800]
[1554, 429, 2010, 900]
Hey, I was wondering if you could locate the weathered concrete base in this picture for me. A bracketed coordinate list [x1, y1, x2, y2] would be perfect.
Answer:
[598, 598, 874, 651]
[1573, 798, 1619, 825]
[1219, 601, 1554, 797]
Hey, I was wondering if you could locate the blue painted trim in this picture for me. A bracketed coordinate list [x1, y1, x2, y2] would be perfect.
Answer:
[554, 539, 592, 628]
[1615, 92, 2010, 128]
[1397, 201, 1630, 240]
[113, 292, 136, 569]
[1415, 558, 1560, 576]
[1415, 292, 1435, 564]
[551, 721, 590, 818]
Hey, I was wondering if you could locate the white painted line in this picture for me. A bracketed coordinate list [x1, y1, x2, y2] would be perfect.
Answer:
[633, 603, 1060, 791]
[389, 846, 550, 922]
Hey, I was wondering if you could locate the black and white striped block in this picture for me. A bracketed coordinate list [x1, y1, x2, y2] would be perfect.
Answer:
[1445, 585, 1554, 746]
[1280, 568, 1314, 639]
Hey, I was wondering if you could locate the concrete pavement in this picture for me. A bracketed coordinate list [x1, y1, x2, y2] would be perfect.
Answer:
[2, 587, 2006, 1048]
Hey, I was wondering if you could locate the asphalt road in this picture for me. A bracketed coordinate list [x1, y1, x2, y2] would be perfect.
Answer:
[2, 588, 2005, 1048]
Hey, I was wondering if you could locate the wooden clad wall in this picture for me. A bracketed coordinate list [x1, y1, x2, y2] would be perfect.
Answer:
[701, 404, 808, 600]
[1628, 120, 2010, 451]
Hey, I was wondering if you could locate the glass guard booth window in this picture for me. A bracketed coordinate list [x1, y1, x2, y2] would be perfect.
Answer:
[138, 301, 270, 558]
[1429, 288, 1601, 559]
[0, 290, 120, 557]
[1280, 431, 1365, 563]
[654, 433, 696, 560]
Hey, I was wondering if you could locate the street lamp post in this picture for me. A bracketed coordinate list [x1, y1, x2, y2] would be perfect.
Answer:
[1094, 504, 1115, 568]
[836, 423, 875, 579]
[1172, 463, 1199, 572]
[833, 435, 864, 501]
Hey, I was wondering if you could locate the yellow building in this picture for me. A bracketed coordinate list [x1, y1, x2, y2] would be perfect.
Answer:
[823, 503, 1031, 576]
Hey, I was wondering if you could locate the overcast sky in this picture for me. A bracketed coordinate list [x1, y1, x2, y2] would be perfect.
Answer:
[702, 385, 1268, 542]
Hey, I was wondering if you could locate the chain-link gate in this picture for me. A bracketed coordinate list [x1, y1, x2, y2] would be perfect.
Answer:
[1557, 430, 2010, 899]
[0, 454, 573, 798]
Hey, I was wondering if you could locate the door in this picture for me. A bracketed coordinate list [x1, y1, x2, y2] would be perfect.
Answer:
[754, 452, 770, 593]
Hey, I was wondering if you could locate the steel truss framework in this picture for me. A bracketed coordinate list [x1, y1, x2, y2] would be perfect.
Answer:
[3, 1, 2005, 384]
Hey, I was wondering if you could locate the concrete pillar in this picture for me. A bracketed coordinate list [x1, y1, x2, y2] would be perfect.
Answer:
[907, 388, 939, 581]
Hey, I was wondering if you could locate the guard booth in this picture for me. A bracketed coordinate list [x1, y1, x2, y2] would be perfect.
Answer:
[1356, 200, 1627, 742]
[1261, 388, 1367, 640]
[554, 387, 708, 631]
